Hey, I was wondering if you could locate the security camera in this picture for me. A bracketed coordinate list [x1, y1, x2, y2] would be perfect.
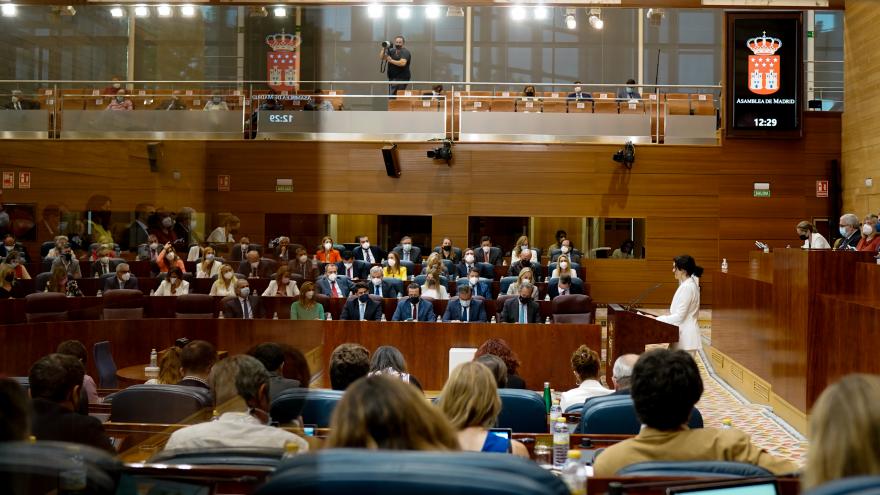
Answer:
[613, 141, 635, 169]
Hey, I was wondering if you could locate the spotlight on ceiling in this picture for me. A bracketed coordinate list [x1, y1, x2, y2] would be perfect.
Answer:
[446, 5, 463, 16]
[510, 6, 526, 21]
[180, 4, 196, 17]
[1, 3, 17, 17]
[110, 6, 124, 17]
[646, 8, 664, 26]
[367, 3, 383, 18]
[564, 8, 576, 29]
[533, 6, 548, 20]
[396, 5, 410, 19]
[273, 6, 286, 17]
[589, 9, 603, 30]
[157, 4, 172, 17]
[425, 4, 440, 19]
[134, 5, 149, 17]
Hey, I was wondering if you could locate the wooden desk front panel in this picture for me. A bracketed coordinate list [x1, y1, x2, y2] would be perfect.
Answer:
[713, 272, 775, 386]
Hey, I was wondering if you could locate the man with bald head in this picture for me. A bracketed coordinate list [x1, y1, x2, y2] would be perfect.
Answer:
[238, 250, 273, 279]
[582, 354, 639, 410]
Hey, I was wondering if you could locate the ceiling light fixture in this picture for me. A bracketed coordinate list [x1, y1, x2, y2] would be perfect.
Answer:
[134, 5, 149, 17]
[510, 6, 526, 21]
[425, 4, 440, 19]
[564, 8, 576, 30]
[367, 4, 383, 19]
[157, 4, 172, 17]
[180, 4, 195, 17]
[396, 5, 410, 19]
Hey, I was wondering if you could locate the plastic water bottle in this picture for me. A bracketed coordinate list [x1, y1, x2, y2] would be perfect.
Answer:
[93, 272, 99, 279]
[273, 312, 279, 320]
[326, 313, 332, 321]
[380, 313, 387, 322]
[217, 312, 224, 319]
[436, 315, 442, 322]
[721, 258, 728, 274]
[149, 289, 155, 296]
[549, 399, 562, 424]
[553, 417, 570, 469]
[562, 450, 587, 495]
[490, 315, 496, 324]
[545, 316, 551, 324]
[149, 348, 158, 367]
[96, 290, 102, 297]
[544, 294, 550, 301]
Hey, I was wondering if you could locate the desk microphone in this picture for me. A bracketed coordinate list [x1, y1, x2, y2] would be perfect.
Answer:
[623, 283, 662, 312]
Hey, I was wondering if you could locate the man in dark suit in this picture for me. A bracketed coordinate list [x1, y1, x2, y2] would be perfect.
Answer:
[352, 235, 384, 265]
[392, 236, 421, 263]
[121, 203, 155, 252]
[103, 263, 139, 292]
[392, 283, 436, 322]
[567, 81, 593, 102]
[337, 251, 371, 281]
[238, 250, 274, 279]
[28, 353, 114, 452]
[834, 213, 862, 251]
[463, 266, 492, 299]
[223, 280, 266, 319]
[457, 249, 494, 279]
[176, 340, 217, 389]
[4, 90, 40, 110]
[229, 237, 253, 263]
[367, 266, 399, 298]
[475, 236, 503, 266]
[316, 263, 353, 298]
[442, 285, 488, 322]
[340, 283, 384, 321]
[500, 283, 540, 323]
[0, 234, 29, 262]
[548, 275, 584, 299]
[250, 342, 301, 400]
[507, 249, 542, 279]
[434, 237, 462, 263]
[288, 248, 320, 280]
[172, 207, 200, 248]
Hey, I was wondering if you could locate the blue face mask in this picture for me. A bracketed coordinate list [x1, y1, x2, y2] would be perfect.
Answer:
[839, 226, 848, 237]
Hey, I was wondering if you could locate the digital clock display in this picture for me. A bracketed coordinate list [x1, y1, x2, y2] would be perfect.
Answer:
[726, 13, 803, 138]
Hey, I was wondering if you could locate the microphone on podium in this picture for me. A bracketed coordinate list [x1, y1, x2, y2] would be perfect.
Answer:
[623, 283, 663, 312]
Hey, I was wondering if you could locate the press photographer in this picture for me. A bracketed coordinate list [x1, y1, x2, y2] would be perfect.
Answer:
[379, 35, 412, 96]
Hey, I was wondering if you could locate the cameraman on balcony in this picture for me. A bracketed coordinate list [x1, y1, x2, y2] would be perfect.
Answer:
[379, 35, 412, 97]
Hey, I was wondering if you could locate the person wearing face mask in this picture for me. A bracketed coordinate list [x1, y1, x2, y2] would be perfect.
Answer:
[230, 236, 252, 263]
[463, 266, 492, 299]
[157, 242, 186, 274]
[50, 245, 81, 279]
[383, 251, 408, 281]
[157, 91, 187, 111]
[457, 249, 479, 278]
[290, 281, 326, 320]
[273, 236, 291, 262]
[238, 250, 273, 279]
[196, 246, 222, 278]
[647, 255, 703, 352]
[522, 85, 538, 99]
[616, 79, 642, 101]
[433, 237, 462, 263]
[4, 89, 40, 110]
[90, 247, 116, 276]
[316, 235, 342, 264]
[150, 213, 179, 246]
[102, 76, 123, 96]
[223, 279, 265, 319]
[173, 207, 202, 249]
[340, 283, 384, 321]
[548, 274, 584, 299]
[380, 35, 412, 97]
[316, 263, 353, 298]
[547, 230, 567, 255]
[612, 240, 636, 259]
[856, 215, 880, 252]
[834, 213, 862, 251]
[103, 263, 138, 292]
[105, 89, 133, 111]
[46, 235, 70, 259]
[366, 265, 399, 299]
[795, 221, 831, 250]
[511, 236, 538, 266]
[352, 235, 384, 264]
[420, 272, 448, 300]
[392, 235, 421, 263]
[137, 234, 162, 263]
[392, 283, 436, 322]
[207, 215, 240, 244]
[507, 248, 542, 280]
[567, 82, 593, 103]
[337, 250, 370, 281]
[154, 267, 189, 296]
[203, 95, 230, 111]
[0, 264, 22, 299]
[442, 285, 488, 323]
[500, 283, 540, 324]
[475, 236, 503, 266]
[550, 254, 578, 279]
[505, 268, 540, 299]
[288, 247, 320, 280]
[0, 233, 28, 262]
[210, 264, 238, 297]
[262, 266, 300, 297]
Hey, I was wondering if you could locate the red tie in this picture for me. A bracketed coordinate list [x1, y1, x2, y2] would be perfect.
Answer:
[331, 282, 338, 297]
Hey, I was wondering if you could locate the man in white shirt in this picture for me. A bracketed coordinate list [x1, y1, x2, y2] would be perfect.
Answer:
[316, 264, 352, 298]
[163, 355, 308, 453]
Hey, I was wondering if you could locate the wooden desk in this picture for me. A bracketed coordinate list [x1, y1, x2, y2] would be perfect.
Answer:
[117, 364, 152, 387]
[606, 304, 678, 385]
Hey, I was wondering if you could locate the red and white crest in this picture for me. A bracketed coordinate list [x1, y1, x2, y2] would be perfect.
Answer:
[746, 31, 782, 96]
[266, 32, 301, 92]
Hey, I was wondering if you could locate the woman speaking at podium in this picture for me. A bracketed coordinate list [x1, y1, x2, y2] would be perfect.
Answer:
[651, 255, 703, 352]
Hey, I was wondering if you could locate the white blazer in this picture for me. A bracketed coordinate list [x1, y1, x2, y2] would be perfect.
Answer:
[154, 279, 190, 296]
[210, 279, 236, 297]
[262, 280, 300, 297]
[656, 276, 701, 351]
[420, 284, 449, 300]
[196, 261, 222, 279]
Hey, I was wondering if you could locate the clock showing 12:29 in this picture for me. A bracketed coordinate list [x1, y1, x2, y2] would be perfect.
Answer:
[753, 118, 778, 127]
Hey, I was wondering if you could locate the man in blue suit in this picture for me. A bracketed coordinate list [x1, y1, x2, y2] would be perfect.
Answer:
[340, 283, 383, 321]
[352, 236, 385, 265]
[315, 263, 353, 298]
[464, 266, 492, 299]
[442, 285, 487, 322]
[392, 283, 436, 322]
[367, 266, 399, 299]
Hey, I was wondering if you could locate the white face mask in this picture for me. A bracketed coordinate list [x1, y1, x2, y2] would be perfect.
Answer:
[150, 243, 159, 250]
[166, 253, 175, 261]
[863, 224, 874, 236]
[324, 242, 333, 250]
[161, 217, 174, 228]
[387, 258, 397, 267]
[250, 261, 259, 268]
[574, 86, 582, 93]
[190, 219, 197, 229]
[460, 299, 471, 308]
[205, 254, 214, 261]
[361, 242, 370, 250]
[327, 273, 337, 282]
[464, 254, 475, 264]
[469, 276, 478, 284]
[120, 272, 131, 281]
[372, 277, 382, 286]
[560, 262, 568, 269]
[299, 255, 308, 263]
[223, 271, 233, 280]
[522, 279, 531, 284]
[113, 83, 121, 89]
[402, 243, 411, 251]
[521, 244, 528, 250]
[561, 246, 570, 253]
[482, 246, 490, 251]
[169, 277, 178, 284]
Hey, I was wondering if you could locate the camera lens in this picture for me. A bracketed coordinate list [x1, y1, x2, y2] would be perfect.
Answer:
[381, 40, 390, 48]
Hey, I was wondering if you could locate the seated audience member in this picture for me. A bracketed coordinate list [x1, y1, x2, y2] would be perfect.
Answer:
[150, 213, 178, 246]
[510, 236, 538, 265]
[207, 215, 240, 244]
[551, 256, 578, 280]
[0, 234, 28, 261]
[857, 215, 880, 252]
[327, 374, 459, 451]
[5, 89, 39, 110]
[206, 357, 244, 409]
[56, 340, 100, 404]
[612, 240, 635, 259]
[583, 354, 639, 411]
[383, 251, 408, 281]
[239, 250, 274, 279]
[338, 250, 370, 281]
[317, 263, 352, 298]
[550, 239, 581, 263]
[803, 374, 880, 489]
[5, 251, 31, 280]
[176, 340, 217, 389]
[501, 285, 540, 325]
[340, 282, 383, 321]
[367, 266, 399, 298]
[507, 248, 540, 279]
[229, 237, 252, 263]
[393, 284, 436, 322]
[196, 246, 221, 278]
[279, 344, 311, 387]
[290, 281, 326, 320]
[154, 267, 189, 296]
[392, 236, 421, 263]
[474, 338, 526, 389]
[101, 76, 122, 95]
[547, 230, 567, 255]
[0, 378, 29, 442]
[316, 235, 342, 264]
[288, 248, 320, 280]
[835, 213, 862, 250]
[505, 268, 540, 299]
[443, 285, 487, 323]
[157, 242, 186, 274]
[46, 265, 81, 297]
[104, 263, 138, 292]
[421, 252, 449, 276]
[0, 263, 22, 299]
[457, 249, 479, 278]
[549, 274, 582, 299]
[210, 264, 238, 296]
[122, 203, 155, 252]
[466, 267, 492, 299]
[368, 345, 422, 390]
[137, 235, 162, 262]
[522, 85, 538, 98]
[28, 353, 114, 452]
[203, 95, 229, 111]
[145, 347, 183, 385]
[474, 354, 508, 388]
[106, 89, 133, 111]
[796, 221, 831, 250]
[263, 265, 300, 297]
[421, 273, 448, 300]
[223, 279, 265, 319]
[476, 236, 503, 266]
[250, 342, 301, 400]
[435, 237, 461, 263]
[45, 235, 69, 259]
[353, 235, 384, 264]
[157, 91, 186, 111]
[593, 349, 796, 476]
[617, 79, 642, 100]
[274, 236, 291, 262]
[329, 343, 370, 391]
[567, 82, 592, 102]
[438, 362, 529, 457]
[164, 355, 308, 452]
[559, 345, 612, 411]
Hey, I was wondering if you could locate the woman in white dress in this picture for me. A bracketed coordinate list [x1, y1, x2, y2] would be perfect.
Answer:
[196, 247, 222, 278]
[154, 267, 190, 296]
[654, 255, 703, 352]
[796, 221, 831, 250]
[210, 264, 237, 296]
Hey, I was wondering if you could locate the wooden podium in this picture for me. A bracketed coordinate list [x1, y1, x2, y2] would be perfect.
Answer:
[606, 304, 679, 385]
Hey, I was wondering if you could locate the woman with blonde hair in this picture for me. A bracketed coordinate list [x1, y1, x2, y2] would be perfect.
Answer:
[145, 347, 183, 385]
[262, 265, 300, 297]
[551, 254, 578, 279]
[327, 374, 459, 451]
[210, 264, 237, 296]
[420, 271, 448, 300]
[383, 251, 407, 281]
[803, 374, 880, 489]
[0, 263, 19, 299]
[510, 235, 537, 263]
[207, 214, 239, 244]
[437, 362, 529, 457]
[505, 267, 539, 299]
[420, 252, 448, 276]
[196, 246, 221, 278]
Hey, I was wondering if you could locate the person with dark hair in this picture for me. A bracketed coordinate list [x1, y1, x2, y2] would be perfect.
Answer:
[28, 354, 114, 452]
[177, 340, 217, 389]
[279, 344, 311, 387]
[379, 35, 412, 97]
[337, 250, 370, 281]
[474, 354, 507, 388]
[368, 345, 422, 390]
[340, 282, 383, 321]
[651, 255, 703, 351]
[329, 343, 370, 391]
[474, 338, 525, 389]
[250, 342, 301, 400]
[154, 266, 189, 296]
[560, 345, 612, 410]
[392, 283, 436, 321]
[475, 236, 503, 266]
[442, 284, 488, 323]
[612, 239, 635, 259]
[56, 340, 99, 403]
[352, 235, 384, 266]
[616, 79, 641, 100]
[0, 378, 29, 442]
[593, 349, 795, 476]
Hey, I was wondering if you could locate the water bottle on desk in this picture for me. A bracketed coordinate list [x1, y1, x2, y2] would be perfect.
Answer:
[561, 450, 587, 495]
[150, 348, 158, 367]
[326, 313, 332, 321]
[549, 399, 562, 424]
[380, 313, 387, 322]
[721, 258, 728, 274]
[545, 316, 551, 324]
[552, 417, 569, 469]
[543, 382, 552, 413]
[272, 312, 279, 320]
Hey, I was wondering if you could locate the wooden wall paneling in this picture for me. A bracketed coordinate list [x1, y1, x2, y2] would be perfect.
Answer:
[432, 214, 469, 250]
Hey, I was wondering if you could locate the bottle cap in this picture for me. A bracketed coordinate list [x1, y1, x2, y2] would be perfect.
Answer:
[556, 417, 566, 423]
[544, 382, 550, 388]
[284, 440, 300, 453]
[567, 450, 581, 459]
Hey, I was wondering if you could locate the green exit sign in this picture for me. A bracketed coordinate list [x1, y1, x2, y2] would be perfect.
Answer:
[753, 182, 770, 197]
[807, 30, 814, 38]
[753, 190, 771, 198]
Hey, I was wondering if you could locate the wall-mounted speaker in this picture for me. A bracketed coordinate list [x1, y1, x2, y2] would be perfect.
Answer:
[147, 142, 162, 172]
[382, 144, 400, 178]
